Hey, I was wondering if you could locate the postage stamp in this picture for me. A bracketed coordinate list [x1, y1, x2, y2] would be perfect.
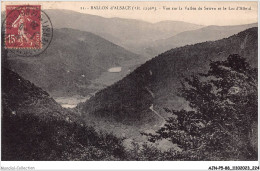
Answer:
[3, 5, 53, 57]
[5, 5, 41, 49]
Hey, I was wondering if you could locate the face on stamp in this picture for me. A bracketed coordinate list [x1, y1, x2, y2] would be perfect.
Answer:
[5, 5, 41, 49]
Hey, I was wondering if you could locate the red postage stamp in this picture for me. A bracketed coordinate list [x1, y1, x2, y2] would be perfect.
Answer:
[5, 5, 41, 49]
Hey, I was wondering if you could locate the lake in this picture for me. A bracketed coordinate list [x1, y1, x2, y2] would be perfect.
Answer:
[108, 67, 122, 73]
[54, 95, 90, 108]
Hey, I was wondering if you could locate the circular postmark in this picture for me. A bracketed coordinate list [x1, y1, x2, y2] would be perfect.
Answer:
[2, 5, 53, 57]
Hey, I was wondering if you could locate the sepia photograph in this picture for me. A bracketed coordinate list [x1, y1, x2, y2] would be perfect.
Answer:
[0, 0, 258, 170]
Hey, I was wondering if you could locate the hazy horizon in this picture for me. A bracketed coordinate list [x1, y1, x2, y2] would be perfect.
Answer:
[1, 1, 258, 26]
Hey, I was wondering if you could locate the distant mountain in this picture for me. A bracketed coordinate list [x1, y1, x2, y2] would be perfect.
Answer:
[144, 23, 258, 56]
[6, 28, 141, 97]
[2, 67, 127, 160]
[78, 28, 257, 130]
[44, 9, 204, 57]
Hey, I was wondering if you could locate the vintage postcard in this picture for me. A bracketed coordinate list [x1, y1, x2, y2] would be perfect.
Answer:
[1, 0, 258, 170]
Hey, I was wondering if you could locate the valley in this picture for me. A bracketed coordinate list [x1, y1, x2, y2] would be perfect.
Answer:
[79, 27, 258, 145]
[6, 28, 142, 98]
[1, 7, 258, 161]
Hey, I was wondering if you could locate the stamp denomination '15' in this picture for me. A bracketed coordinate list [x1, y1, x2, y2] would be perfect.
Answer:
[5, 5, 41, 49]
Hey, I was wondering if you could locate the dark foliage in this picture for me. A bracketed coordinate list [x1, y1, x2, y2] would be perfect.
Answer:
[2, 110, 127, 161]
[143, 54, 257, 160]
[1, 68, 127, 161]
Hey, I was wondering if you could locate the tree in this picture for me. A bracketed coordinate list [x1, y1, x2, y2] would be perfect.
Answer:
[143, 54, 257, 160]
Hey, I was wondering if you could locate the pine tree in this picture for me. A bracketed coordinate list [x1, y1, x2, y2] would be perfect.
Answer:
[143, 54, 257, 160]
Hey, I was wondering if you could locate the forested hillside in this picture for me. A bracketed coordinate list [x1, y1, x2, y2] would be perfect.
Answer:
[79, 28, 257, 128]
[2, 67, 127, 161]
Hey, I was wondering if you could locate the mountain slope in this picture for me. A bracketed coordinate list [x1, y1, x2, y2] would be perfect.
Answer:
[79, 27, 257, 130]
[1, 67, 127, 160]
[144, 23, 258, 56]
[2, 67, 77, 121]
[6, 28, 141, 97]
[45, 9, 204, 56]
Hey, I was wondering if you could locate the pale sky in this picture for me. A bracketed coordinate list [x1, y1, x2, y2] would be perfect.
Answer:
[2, 1, 258, 26]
